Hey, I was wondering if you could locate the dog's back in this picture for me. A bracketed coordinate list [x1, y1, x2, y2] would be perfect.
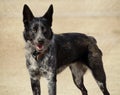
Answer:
[54, 33, 98, 68]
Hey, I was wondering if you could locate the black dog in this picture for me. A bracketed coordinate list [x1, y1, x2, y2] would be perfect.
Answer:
[23, 4, 110, 95]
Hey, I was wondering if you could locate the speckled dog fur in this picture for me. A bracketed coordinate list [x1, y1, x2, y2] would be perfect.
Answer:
[23, 4, 110, 95]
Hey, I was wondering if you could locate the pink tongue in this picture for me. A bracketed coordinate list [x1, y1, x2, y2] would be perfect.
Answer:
[36, 44, 43, 50]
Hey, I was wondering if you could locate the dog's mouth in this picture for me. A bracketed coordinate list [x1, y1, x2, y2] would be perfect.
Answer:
[35, 44, 44, 51]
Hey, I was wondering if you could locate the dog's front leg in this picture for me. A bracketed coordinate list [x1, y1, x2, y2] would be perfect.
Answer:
[31, 78, 41, 95]
[47, 73, 56, 95]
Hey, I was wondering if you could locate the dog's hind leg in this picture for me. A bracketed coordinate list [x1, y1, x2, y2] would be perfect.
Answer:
[69, 63, 88, 95]
[88, 44, 110, 95]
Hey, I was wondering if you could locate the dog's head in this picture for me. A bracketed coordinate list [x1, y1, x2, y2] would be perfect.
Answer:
[23, 4, 53, 53]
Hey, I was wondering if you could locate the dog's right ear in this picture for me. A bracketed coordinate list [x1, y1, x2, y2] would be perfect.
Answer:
[42, 4, 53, 27]
[23, 4, 34, 25]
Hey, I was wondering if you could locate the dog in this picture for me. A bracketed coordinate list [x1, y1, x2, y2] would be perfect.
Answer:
[22, 4, 110, 95]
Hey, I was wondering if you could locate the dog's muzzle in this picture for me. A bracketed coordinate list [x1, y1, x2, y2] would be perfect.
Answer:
[35, 39, 45, 51]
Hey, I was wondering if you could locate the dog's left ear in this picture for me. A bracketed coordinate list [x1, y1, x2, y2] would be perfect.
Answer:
[43, 4, 53, 27]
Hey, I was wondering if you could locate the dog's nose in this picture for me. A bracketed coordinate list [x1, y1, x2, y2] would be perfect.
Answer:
[38, 39, 44, 44]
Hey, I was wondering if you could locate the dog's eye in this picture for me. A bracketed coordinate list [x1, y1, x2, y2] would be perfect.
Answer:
[41, 26, 47, 33]
[33, 25, 38, 32]
[41, 26, 44, 31]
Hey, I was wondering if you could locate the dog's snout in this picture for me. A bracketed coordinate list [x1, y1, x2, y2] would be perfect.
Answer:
[38, 39, 44, 44]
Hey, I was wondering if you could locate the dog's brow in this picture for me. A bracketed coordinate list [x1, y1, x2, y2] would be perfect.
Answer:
[39, 18, 48, 26]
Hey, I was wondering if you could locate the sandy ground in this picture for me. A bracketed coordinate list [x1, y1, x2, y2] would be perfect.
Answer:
[0, 0, 120, 95]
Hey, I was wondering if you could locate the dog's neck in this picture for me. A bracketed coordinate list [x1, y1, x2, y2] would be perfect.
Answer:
[32, 49, 49, 61]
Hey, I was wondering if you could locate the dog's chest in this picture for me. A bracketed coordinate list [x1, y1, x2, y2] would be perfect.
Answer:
[38, 55, 54, 76]
[26, 52, 56, 79]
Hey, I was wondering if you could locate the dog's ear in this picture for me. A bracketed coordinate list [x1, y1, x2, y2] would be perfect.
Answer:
[23, 4, 34, 25]
[43, 4, 53, 27]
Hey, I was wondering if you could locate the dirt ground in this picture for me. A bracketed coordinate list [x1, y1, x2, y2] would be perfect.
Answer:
[0, 0, 120, 95]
